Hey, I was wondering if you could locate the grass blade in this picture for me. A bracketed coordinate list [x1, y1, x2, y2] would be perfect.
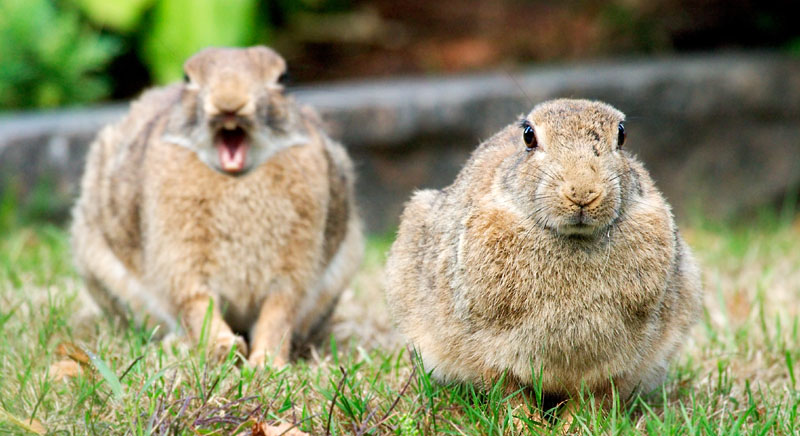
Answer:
[86, 349, 124, 401]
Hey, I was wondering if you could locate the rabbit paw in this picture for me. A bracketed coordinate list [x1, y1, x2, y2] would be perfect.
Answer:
[211, 332, 248, 360]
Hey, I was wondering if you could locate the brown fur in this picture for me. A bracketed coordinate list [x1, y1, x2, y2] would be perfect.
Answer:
[385, 99, 702, 420]
[71, 46, 364, 366]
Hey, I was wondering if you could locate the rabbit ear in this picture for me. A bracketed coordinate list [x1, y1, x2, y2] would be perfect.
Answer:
[244, 45, 287, 83]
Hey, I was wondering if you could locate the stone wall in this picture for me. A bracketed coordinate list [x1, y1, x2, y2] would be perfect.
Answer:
[2, 52, 799, 232]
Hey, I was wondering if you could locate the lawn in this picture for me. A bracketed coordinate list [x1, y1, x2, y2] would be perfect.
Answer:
[1, 215, 799, 435]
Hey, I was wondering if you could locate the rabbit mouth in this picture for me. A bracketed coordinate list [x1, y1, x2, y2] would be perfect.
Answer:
[558, 211, 604, 236]
[215, 125, 249, 173]
[560, 223, 597, 237]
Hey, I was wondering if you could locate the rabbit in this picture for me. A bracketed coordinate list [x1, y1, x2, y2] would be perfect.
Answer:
[385, 98, 701, 423]
[70, 46, 364, 367]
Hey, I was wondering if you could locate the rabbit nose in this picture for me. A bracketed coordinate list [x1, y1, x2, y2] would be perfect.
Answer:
[561, 183, 602, 207]
[211, 93, 249, 114]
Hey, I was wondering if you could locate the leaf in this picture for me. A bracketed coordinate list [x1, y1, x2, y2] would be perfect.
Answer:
[251, 421, 309, 436]
[49, 359, 83, 381]
[85, 349, 124, 400]
[25, 418, 46, 435]
[0, 408, 46, 435]
[56, 341, 90, 365]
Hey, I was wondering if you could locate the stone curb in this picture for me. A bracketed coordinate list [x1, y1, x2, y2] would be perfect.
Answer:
[2, 52, 799, 231]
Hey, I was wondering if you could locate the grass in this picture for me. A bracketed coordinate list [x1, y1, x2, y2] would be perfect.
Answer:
[0, 216, 799, 435]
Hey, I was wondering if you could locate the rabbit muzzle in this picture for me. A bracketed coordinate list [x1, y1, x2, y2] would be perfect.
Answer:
[554, 186, 615, 237]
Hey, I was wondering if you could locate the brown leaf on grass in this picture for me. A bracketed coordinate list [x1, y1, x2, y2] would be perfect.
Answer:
[0, 408, 47, 435]
[49, 359, 83, 381]
[26, 418, 46, 435]
[55, 341, 90, 365]
[0, 409, 45, 435]
[251, 421, 309, 436]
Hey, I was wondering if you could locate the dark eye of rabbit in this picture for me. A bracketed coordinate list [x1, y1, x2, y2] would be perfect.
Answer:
[521, 121, 537, 151]
[618, 123, 626, 148]
[183, 72, 190, 83]
[278, 70, 290, 85]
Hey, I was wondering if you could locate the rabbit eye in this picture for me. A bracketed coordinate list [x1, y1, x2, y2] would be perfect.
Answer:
[278, 70, 290, 85]
[182, 72, 190, 83]
[617, 123, 626, 148]
[520, 120, 537, 151]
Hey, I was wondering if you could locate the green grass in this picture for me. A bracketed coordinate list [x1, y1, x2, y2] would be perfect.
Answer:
[1, 219, 799, 435]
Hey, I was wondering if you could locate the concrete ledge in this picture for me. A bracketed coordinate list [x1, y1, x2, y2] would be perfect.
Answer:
[2, 52, 800, 231]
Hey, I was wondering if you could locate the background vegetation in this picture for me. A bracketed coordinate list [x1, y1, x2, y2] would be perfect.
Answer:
[1, 0, 798, 110]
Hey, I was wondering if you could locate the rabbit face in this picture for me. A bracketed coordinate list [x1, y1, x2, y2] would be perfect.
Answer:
[511, 99, 630, 238]
[164, 46, 308, 175]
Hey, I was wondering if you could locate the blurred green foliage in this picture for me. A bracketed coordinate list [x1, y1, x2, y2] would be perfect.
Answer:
[66, 0, 354, 90]
[789, 38, 800, 56]
[0, 0, 118, 109]
[72, 0, 155, 32]
[1, 0, 268, 109]
[74, 0, 261, 84]
[0, 0, 354, 108]
[142, 0, 259, 83]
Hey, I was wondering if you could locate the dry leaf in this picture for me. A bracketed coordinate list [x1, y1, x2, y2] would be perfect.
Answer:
[55, 342, 90, 365]
[0, 408, 46, 435]
[26, 418, 46, 435]
[251, 421, 309, 436]
[50, 359, 83, 381]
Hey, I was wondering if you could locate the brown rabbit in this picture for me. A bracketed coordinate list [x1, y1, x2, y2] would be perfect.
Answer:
[71, 46, 363, 367]
[385, 99, 701, 423]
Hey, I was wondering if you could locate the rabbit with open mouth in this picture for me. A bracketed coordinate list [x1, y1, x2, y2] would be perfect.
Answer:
[71, 46, 364, 367]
